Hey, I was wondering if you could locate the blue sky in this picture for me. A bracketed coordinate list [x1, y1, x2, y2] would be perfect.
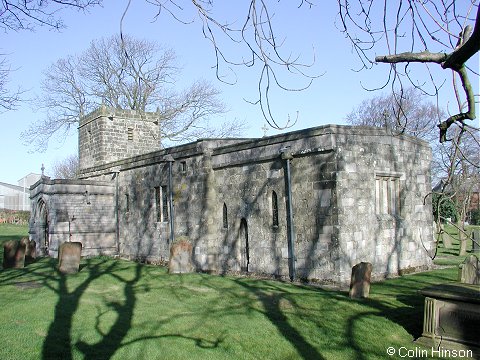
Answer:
[0, 1, 478, 184]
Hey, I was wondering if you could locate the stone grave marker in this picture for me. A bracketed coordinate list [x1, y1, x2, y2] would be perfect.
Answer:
[472, 229, 480, 254]
[458, 254, 479, 285]
[20, 238, 36, 262]
[27, 240, 37, 261]
[441, 232, 454, 249]
[349, 262, 372, 298]
[3, 240, 26, 269]
[168, 237, 193, 274]
[58, 242, 82, 274]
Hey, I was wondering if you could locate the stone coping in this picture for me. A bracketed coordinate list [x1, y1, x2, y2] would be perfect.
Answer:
[419, 283, 480, 303]
[78, 124, 429, 178]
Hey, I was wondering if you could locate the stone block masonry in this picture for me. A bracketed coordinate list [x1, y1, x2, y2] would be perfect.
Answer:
[30, 107, 434, 285]
[78, 106, 161, 171]
[29, 179, 116, 258]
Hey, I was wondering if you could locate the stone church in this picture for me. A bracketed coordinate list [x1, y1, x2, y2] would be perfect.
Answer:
[29, 106, 435, 284]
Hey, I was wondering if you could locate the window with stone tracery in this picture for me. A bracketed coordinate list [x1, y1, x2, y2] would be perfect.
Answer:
[375, 176, 400, 216]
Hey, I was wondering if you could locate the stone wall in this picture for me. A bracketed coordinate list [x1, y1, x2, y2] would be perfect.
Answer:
[78, 106, 161, 171]
[333, 129, 434, 282]
[31, 122, 434, 285]
[29, 179, 116, 257]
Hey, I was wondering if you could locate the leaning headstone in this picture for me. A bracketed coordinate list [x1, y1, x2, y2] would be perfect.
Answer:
[458, 254, 480, 285]
[58, 242, 82, 274]
[441, 232, 454, 249]
[472, 229, 480, 254]
[349, 262, 372, 298]
[168, 237, 193, 274]
[2, 240, 26, 269]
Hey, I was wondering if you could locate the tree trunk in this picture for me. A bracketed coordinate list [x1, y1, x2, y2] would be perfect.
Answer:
[458, 219, 468, 256]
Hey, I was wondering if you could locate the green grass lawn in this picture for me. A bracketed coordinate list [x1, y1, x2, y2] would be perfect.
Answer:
[0, 224, 474, 360]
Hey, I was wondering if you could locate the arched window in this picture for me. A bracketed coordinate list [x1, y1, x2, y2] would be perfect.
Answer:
[223, 203, 228, 229]
[272, 191, 279, 227]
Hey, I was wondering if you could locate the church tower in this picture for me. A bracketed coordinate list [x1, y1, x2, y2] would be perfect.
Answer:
[78, 106, 161, 171]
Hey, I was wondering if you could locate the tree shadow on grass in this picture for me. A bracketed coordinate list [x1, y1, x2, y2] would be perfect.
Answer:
[74, 263, 141, 360]
[41, 258, 115, 360]
[1, 252, 459, 360]
[233, 278, 326, 360]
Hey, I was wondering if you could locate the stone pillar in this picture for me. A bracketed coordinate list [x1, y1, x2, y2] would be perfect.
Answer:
[349, 262, 372, 298]
[200, 148, 218, 271]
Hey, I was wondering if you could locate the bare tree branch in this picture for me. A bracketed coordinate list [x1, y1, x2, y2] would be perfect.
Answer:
[22, 34, 239, 151]
[142, 0, 319, 130]
[0, 0, 102, 31]
[0, 55, 21, 112]
[338, 0, 479, 143]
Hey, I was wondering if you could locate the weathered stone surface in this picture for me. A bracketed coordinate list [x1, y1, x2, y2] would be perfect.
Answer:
[168, 238, 193, 274]
[472, 229, 480, 254]
[58, 242, 82, 274]
[349, 262, 372, 298]
[458, 255, 479, 285]
[30, 117, 434, 284]
[442, 232, 454, 249]
[20, 237, 36, 262]
[417, 283, 480, 357]
[3, 240, 26, 269]
[27, 240, 37, 261]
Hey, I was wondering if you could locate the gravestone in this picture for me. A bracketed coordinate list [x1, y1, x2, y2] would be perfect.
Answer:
[26, 240, 37, 261]
[442, 232, 454, 249]
[20, 238, 36, 262]
[472, 229, 480, 254]
[458, 254, 479, 285]
[58, 242, 82, 274]
[2, 240, 26, 269]
[168, 237, 193, 274]
[349, 262, 372, 298]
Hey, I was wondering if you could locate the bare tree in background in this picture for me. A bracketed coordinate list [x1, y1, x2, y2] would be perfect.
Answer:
[51, 154, 79, 179]
[433, 127, 480, 255]
[0, 55, 20, 112]
[346, 87, 442, 141]
[22, 34, 242, 150]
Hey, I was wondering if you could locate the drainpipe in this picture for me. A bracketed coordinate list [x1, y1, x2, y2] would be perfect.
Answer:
[113, 170, 120, 255]
[164, 154, 175, 245]
[280, 147, 296, 281]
